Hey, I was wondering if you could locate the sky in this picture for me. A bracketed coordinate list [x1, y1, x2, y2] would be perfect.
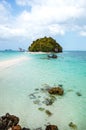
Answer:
[0, 0, 86, 50]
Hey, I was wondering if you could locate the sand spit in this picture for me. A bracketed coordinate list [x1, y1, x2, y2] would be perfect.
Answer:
[0, 56, 28, 70]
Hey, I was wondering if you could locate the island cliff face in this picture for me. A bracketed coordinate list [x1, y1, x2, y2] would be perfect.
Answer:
[28, 37, 62, 53]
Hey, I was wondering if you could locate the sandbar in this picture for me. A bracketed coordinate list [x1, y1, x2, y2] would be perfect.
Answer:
[0, 56, 28, 70]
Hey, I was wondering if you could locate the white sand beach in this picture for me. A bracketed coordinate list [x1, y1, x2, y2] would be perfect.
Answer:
[0, 56, 28, 70]
[27, 51, 51, 54]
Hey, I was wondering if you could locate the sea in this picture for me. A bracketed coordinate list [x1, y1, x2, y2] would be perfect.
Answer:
[0, 51, 86, 130]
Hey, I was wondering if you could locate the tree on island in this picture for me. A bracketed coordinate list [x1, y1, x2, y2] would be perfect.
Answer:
[28, 36, 62, 53]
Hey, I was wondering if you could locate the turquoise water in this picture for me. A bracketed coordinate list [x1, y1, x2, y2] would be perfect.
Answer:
[0, 51, 24, 61]
[0, 51, 86, 130]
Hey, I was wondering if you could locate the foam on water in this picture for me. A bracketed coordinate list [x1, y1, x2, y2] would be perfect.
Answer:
[0, 51, 86, 130]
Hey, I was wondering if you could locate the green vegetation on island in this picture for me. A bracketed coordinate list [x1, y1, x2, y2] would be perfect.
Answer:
[28, 36, 62, 52]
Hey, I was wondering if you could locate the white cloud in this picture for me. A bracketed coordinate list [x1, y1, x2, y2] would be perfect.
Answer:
[48, 24, 65, 35]
[0, 0, 86, 42]
[16, 0, 86, 8]
[15, 0, 85, 23]
[78, 25, 86, 36]
[80, 31, 86, 36]
[15, 0, 31, 6]
[0, 0, 11, 23]
[0, 25, 27, 38]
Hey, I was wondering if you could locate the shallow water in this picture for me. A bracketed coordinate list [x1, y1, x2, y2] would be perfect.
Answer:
[0, 51, 86, 130]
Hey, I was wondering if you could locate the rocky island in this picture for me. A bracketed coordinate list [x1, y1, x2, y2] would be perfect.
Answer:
[28, 36, 62, 53]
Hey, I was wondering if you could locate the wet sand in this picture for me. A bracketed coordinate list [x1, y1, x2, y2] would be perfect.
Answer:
[0, 56, 28, 70]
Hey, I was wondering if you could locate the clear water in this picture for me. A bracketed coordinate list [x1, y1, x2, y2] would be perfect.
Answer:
[0, 51, 86, 130]
[0, 51, 24, 61]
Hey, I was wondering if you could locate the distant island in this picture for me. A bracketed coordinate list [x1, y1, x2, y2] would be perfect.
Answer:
[28, 36, 62, 53]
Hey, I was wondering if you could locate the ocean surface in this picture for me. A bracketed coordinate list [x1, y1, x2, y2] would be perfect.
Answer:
[0, 51, 86, 130]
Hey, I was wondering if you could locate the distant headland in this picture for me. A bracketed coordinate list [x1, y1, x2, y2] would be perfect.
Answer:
[28, 36, 62, 53]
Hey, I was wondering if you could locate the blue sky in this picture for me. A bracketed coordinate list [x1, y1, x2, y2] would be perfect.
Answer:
[0, 0, 86, 50]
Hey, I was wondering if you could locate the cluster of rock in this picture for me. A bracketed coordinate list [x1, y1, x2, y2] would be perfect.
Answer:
[0, 84, 79, 130]
[0, 113, 30, 130]
[0, 113, 59, 130]
[0, 113, 77, 130]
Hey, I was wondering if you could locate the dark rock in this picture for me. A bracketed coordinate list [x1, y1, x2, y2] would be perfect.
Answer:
[0, 119, 3, 128]
[45, 125, 58, 130]
[69, 122, 77, 129]
[45, 110, 52, 116]
[0, 113, 19, 130]
[38, 107, 45, 111]
[6, 113, 19, 126]
[49, 95, 56, 101]
[35, 88, 39, 91]
[76, 92, 82, 96]
[12, 125, 21, 130]
[48, 87, 64, 95]
[40, 88, 45, 92]
[0, 117, 8, 129]
[22, 128, 30, 130]
[28, 93, 36, 99]
[40, 88, 48, 93]
[42, 98, 54, 105]
[58, 84, 63, 87]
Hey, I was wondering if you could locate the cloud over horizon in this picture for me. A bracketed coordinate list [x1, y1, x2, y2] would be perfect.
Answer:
[0, 0, 86, 50]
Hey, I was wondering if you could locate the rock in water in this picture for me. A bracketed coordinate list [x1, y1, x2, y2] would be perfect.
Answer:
[45, 110, 52, 116]
[22, 128, 30, 130]
[76, 92, 82, 96]
[12, 125, 21, 130]
[69, 122, 77, 129]
[48, 87, 64, 95]
[43, 98, 54, 105]
[45, 125, 58, 130]
[0, 113, 19, 129]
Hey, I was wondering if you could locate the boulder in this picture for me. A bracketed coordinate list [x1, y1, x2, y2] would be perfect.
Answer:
[6, 113, 19, 126]
[12, 125, 21, 130]
[48, 87, 64, 95]
[69, 122, 77, 129]
[45, 125, 58, 130]
[45, 110, 52, 116]
[0, 113, 19, 129]
[76, 92, 82, 96]
[0, 117, 7, 129]
[22, 128, 30, 130]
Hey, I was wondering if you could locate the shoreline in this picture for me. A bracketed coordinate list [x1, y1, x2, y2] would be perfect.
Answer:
[0, 56, 28, 70]
[27, 51, 52, 54]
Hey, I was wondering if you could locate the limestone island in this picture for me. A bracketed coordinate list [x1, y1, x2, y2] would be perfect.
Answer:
[28, 36, 62, 53]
